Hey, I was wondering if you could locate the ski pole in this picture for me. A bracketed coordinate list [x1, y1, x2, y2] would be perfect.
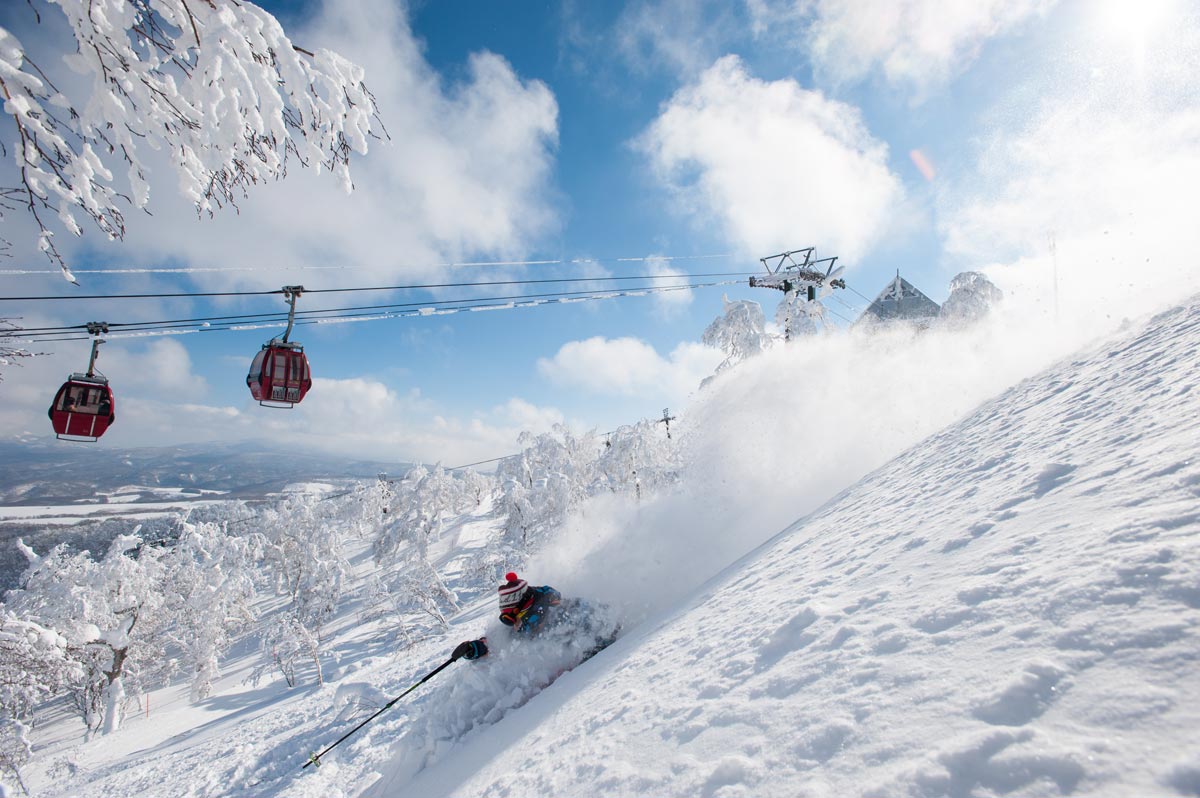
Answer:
[302, 655, 459, 770]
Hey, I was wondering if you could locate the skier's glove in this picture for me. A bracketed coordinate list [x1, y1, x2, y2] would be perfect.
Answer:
[453, 639, 488, 660]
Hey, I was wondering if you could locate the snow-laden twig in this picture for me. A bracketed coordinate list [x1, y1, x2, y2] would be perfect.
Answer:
[0, 1, 380, 281]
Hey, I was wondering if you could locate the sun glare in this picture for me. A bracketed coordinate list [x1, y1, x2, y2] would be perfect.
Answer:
[1096, 0, 1177, 60]
[1094, 0, 1176, 75]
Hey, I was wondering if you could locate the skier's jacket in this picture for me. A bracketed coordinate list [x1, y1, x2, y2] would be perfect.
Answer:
[454, 585, 615, 662]
[500, 585, 563, 635]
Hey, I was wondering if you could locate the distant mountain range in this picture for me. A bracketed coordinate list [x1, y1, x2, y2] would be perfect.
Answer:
[0, 437, 411, 506]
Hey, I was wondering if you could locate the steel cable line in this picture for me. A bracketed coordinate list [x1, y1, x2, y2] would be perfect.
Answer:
[0, 270, 756, 302]
[10, 280, 745, 342]
[8, 277, 747, 338]
[5, 277, 872, 343]
[825, 306, 854, 325]
[846, 283, 875, 304]
[829, 293, 865, 319]
[0, 266, 348, 276]
[0, 252, 737, 277]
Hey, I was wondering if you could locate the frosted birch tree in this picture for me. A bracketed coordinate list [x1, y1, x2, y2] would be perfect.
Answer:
[0, 0, 380, 280]
[702, 295, 770, 373]
[0, 718, 33, 795]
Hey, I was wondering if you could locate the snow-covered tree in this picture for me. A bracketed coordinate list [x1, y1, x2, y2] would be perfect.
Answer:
[775, 292, 830, 341]
[370, 466, 465, 630]
[939, 271, 1003, 329]
[160, 521, 263, 701]
[257, 492, 352, 687]
[702, 295, 770, 372]
[496, 426, 599, 561]
[5, 533, 170, 735]
[0, 613, 79, 720]
[0, 1, 380, 280]
[0, 718, 32, 795]
[363, 474, 396, 520]
[259, 614, 320, 689]
[402, 467, 468, 556]
[1, 515, 270, 728]
[596, 420, 679, 499]
[458, 468, 495, 507]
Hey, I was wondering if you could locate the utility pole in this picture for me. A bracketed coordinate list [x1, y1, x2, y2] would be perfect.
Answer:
[750, 248, 845, 340]
[658, 408, 676, 439]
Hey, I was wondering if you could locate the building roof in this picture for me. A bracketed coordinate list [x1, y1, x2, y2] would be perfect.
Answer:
[856, 272, 941, 325]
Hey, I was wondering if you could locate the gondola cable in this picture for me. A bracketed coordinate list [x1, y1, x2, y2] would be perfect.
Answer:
[0, 270, 756, 302]
[8, 280, 746, 342]
[0, 252, 737, 277]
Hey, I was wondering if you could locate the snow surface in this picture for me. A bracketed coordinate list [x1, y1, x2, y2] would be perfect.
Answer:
[18, 296, 1200, 797]
[360, 300, 1200, 797]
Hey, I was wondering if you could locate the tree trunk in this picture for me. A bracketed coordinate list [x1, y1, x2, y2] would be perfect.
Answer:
[101, 674, 125, 735]
[99, 638, 130, 735]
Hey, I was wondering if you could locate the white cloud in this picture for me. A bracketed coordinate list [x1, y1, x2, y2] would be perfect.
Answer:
[644, 256, 694, 317]
[637, 55, 903, 262]
[493, 397, 567, 434]
[601, 0, 1053, 98]
[614, 0, 743, 77]
[537, 336, 722, 400]
[100, 339, 210, 397]
[239, 377, 569, 466]
[807, 0, 1056, 94]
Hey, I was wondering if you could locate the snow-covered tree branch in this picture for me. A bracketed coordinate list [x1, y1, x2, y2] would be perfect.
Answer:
[0, 0, 381, 281]
[0, 319, 41, 382]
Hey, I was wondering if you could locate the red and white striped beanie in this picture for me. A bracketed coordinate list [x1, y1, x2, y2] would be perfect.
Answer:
[498, 572, 529, 609]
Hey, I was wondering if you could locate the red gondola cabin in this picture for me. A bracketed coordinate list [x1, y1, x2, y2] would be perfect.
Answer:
[49, 375, 116, 441]
[247, 342, 312, 407]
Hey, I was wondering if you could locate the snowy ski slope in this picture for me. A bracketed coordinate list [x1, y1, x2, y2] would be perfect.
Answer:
[24, 296, 1200, 798]
[365, 298, 1200, 797]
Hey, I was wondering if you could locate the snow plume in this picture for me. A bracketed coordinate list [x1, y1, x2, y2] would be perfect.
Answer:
[941, 10, 1200, 333]
[533, 279, 1161, 622]
[376, 627, 616, 786]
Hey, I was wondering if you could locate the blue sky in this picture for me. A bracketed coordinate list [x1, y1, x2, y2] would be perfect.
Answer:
[2, 0, 1199, 466]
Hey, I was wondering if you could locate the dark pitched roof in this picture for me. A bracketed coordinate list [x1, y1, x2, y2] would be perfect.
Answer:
[857, 273, 941, 325]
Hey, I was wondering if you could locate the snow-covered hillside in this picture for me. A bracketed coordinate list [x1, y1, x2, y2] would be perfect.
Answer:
[16, 295, 1200, 798]
[363, 297, 1200, 797]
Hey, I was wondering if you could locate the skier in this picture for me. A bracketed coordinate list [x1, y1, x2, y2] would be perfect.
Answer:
[452, 572, 616, 661]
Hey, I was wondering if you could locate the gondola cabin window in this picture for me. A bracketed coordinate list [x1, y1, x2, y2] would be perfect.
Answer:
[57, 385, 108, 414]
